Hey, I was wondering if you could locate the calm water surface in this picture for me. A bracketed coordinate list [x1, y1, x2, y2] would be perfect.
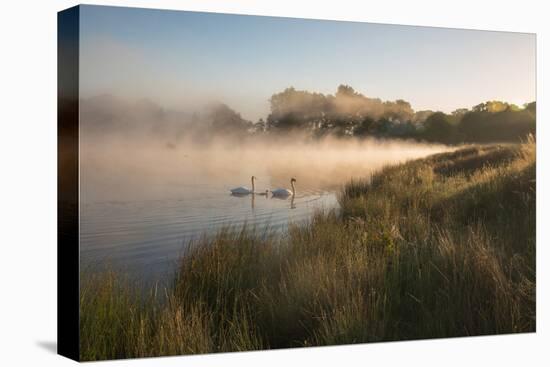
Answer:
[80, 180, 337, 282]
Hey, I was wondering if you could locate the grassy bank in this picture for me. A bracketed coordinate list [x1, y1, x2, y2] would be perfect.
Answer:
[80, 139, 536, 361]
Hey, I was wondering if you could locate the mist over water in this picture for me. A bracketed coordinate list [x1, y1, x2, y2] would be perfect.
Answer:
[81, 135, 448, 203]
[78, 94, 450, 282]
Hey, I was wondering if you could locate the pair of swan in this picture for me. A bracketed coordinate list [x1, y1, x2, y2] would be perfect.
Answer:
[230, 176, 296, 197]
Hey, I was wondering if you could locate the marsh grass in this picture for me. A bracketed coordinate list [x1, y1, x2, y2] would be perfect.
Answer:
[80, 138, 536, 360]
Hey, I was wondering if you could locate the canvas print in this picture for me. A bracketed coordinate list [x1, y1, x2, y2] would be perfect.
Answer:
[58, 5, 536, 361]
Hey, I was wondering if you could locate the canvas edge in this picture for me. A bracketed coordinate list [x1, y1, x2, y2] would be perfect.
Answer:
[58, 4, 81, 362]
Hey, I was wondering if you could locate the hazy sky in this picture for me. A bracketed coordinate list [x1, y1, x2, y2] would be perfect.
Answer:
[80, 5, 536, 121]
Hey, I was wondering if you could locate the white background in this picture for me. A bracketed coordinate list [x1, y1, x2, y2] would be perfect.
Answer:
[0, 0, 547, 365]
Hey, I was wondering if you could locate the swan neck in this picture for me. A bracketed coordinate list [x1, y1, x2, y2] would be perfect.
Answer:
[291, 181, 295, 195]
[251, 177, 255, 192]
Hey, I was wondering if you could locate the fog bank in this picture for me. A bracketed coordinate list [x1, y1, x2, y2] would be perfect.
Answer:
[81, 134, 450, 204]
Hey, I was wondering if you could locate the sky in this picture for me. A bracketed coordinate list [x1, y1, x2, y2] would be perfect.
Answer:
[79, 5, 536, 121]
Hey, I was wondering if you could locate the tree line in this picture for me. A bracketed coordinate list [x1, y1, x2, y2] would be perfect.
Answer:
[213, 85, 536, 144]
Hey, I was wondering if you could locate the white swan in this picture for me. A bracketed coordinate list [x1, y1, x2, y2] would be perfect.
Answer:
[230, 176, 256, 195]
[271, 178, 296, 197]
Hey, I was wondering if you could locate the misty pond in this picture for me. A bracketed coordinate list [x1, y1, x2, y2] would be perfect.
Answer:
[80, 137, 446, 283]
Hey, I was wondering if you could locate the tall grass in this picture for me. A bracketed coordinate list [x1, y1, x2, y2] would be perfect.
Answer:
[80, 139, 535, 360]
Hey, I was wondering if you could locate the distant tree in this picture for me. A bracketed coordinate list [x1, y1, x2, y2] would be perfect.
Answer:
[422, 112, 457, 143]
[336, 84, 358, 97]
[269, 112, 302, 131]
[459, 103, 535, 143]
[472, 101, 510, 113]
[525, 101, 536, 114]
[353, 116, 376, 137]
[451, 108, 469, 120]
[369, 117, 394, 136]
[267, 87, 328, 131]
[209, 103, 252, 135]
[388, 120, 418, 138]
[412, 110, 435, 124]
[381, 99, 414, 122]
[330, 84, 386, 121]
